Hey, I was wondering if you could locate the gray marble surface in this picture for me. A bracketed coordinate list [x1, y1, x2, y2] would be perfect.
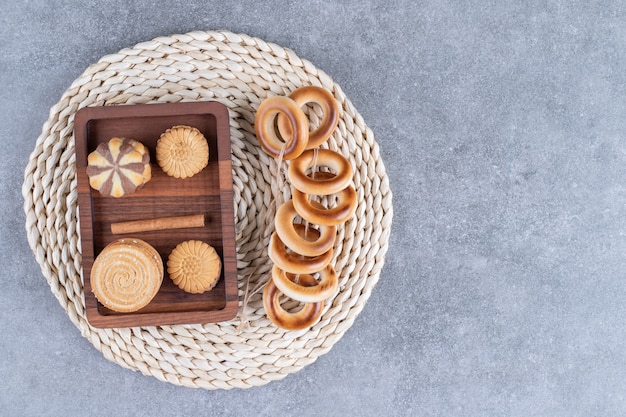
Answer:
[3, 1, 626, 416]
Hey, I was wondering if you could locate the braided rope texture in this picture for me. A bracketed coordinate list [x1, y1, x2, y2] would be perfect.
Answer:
[22, 30, 393, 390]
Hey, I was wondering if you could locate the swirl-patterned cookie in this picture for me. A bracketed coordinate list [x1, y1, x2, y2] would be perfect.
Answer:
[156, 125, 209, 179]
[90, 239, 163, 313]
[86, 137, 151, 198]
[167, 240, 222, 294]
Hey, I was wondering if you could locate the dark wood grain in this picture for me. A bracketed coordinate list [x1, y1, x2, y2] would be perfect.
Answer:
[74, 102, 238, 328]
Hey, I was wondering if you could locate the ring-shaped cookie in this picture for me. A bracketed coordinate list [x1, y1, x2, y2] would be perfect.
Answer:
[254, 96, 309, 160]
[276, 86, 340, 149]
[272, 264, 338, 303]
[268, 230, 334, 275]
[292, 185, 358, 226]
[288, 149, 353, 196]
[263, 273, 323, 331]
[275, 199, 337, 257]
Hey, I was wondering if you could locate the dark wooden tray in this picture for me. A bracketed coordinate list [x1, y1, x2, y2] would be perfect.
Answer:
[74, 102, 238, 328]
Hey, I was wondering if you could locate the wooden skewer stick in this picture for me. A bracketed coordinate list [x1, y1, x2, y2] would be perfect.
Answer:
[111, 213, 206, 234]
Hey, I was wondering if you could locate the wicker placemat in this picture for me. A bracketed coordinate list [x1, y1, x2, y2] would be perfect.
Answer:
[22, 30, 393, 389]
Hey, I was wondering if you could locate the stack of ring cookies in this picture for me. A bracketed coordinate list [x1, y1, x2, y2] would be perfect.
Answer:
[255, 86, 357, 331]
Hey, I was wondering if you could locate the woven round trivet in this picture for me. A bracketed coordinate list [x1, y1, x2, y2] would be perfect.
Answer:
[22, 30, 393, 390]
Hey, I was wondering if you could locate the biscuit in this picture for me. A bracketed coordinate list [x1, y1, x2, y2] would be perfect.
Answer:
[86, 137, 151, 198]
[90, 238, 163, 313]
[156, 125, 209, 178]
[167, 240, 221, 294]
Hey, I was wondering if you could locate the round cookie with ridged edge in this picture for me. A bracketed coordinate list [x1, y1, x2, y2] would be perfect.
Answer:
[156, 125, 209, 179]
[86, 137, 151, 198]
[167, 240, 222, 294]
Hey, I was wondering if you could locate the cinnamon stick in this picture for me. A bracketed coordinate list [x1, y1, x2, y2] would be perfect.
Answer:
[111, 213, 206, 234]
